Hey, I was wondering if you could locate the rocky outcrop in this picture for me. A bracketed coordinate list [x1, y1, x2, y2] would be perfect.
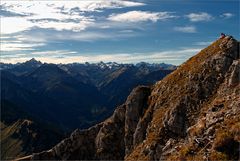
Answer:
[17, 36, 239, 161]
[228, 60, 240, 86]
[125, 86, 151, 155]
[95, 104, 125, 160]
[30, 123, 103, 160]
[163, 97, 187, 137]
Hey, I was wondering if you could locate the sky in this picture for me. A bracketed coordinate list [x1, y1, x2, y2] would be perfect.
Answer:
[0, 0, 239, 65]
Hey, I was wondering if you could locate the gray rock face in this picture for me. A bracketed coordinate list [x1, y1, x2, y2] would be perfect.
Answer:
[163, 100, 187, 137]
[95, 104, 126, 160]
[228, 60, 240, 86]
[124, 86, 151, 155]
[133, 105, 153, 148]
[31, 123, 103, 160]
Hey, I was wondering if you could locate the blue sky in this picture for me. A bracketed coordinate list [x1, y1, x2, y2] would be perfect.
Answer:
[0, 0, 239, 65]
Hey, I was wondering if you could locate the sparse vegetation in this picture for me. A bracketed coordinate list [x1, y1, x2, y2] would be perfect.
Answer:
[210, 151, 228, 161]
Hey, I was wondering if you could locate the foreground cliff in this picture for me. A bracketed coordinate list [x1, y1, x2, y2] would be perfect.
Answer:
[18, 36, 239, 161]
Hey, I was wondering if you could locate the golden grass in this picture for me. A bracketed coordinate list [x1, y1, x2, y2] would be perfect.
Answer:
[1, 122, 25, 160]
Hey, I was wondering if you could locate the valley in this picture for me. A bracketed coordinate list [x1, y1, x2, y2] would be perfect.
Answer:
[0, 60, 174, 160]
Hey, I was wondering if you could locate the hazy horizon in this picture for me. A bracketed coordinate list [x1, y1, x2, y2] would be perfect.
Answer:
[0, 57, 177, 66]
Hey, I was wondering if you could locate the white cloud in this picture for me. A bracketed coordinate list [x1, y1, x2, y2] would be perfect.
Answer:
[1, 1, 144, 15]
[186, 12, 213, 22]
[1, 42, 45, 51]
[34, 20, 94, 32]
[1, 17, 34, 34]
[194, 41, 212, 46]
[174, 26, 196, 33]
[73, 0, 145, 12]
[0, 2, 94, 34]
[220, 13, 234, 19]
[108, 11, 176, 22]
[93, 20, 146, 31]
[16, 29, 138, 43]
[31, 50, 78, 56]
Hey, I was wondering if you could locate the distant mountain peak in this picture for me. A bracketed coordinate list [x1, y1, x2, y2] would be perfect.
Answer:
[29, 58, 37, 61]
[32, 63, 65, 75]
[96, 61, 121, 69]
[24, 58, 42, 66]
[26, 58, 39, 62]
[136, 61, 177, 70]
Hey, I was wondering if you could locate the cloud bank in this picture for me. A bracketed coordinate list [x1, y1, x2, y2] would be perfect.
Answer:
[0, 0, 144, 34]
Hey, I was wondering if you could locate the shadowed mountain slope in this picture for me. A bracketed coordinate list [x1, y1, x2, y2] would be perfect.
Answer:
[1, 61, 174, 131]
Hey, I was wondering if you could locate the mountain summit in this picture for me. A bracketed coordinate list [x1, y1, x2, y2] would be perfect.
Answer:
[17, 36, 239, 160]
[24, 58, 42, 65]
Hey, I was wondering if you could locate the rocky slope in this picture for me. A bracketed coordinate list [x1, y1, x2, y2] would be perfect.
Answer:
[17, 36, 239, 160]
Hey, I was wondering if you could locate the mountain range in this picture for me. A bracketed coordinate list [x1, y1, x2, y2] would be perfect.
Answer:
[0, 59, 175, 159]
[15, 36, 239, 160]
